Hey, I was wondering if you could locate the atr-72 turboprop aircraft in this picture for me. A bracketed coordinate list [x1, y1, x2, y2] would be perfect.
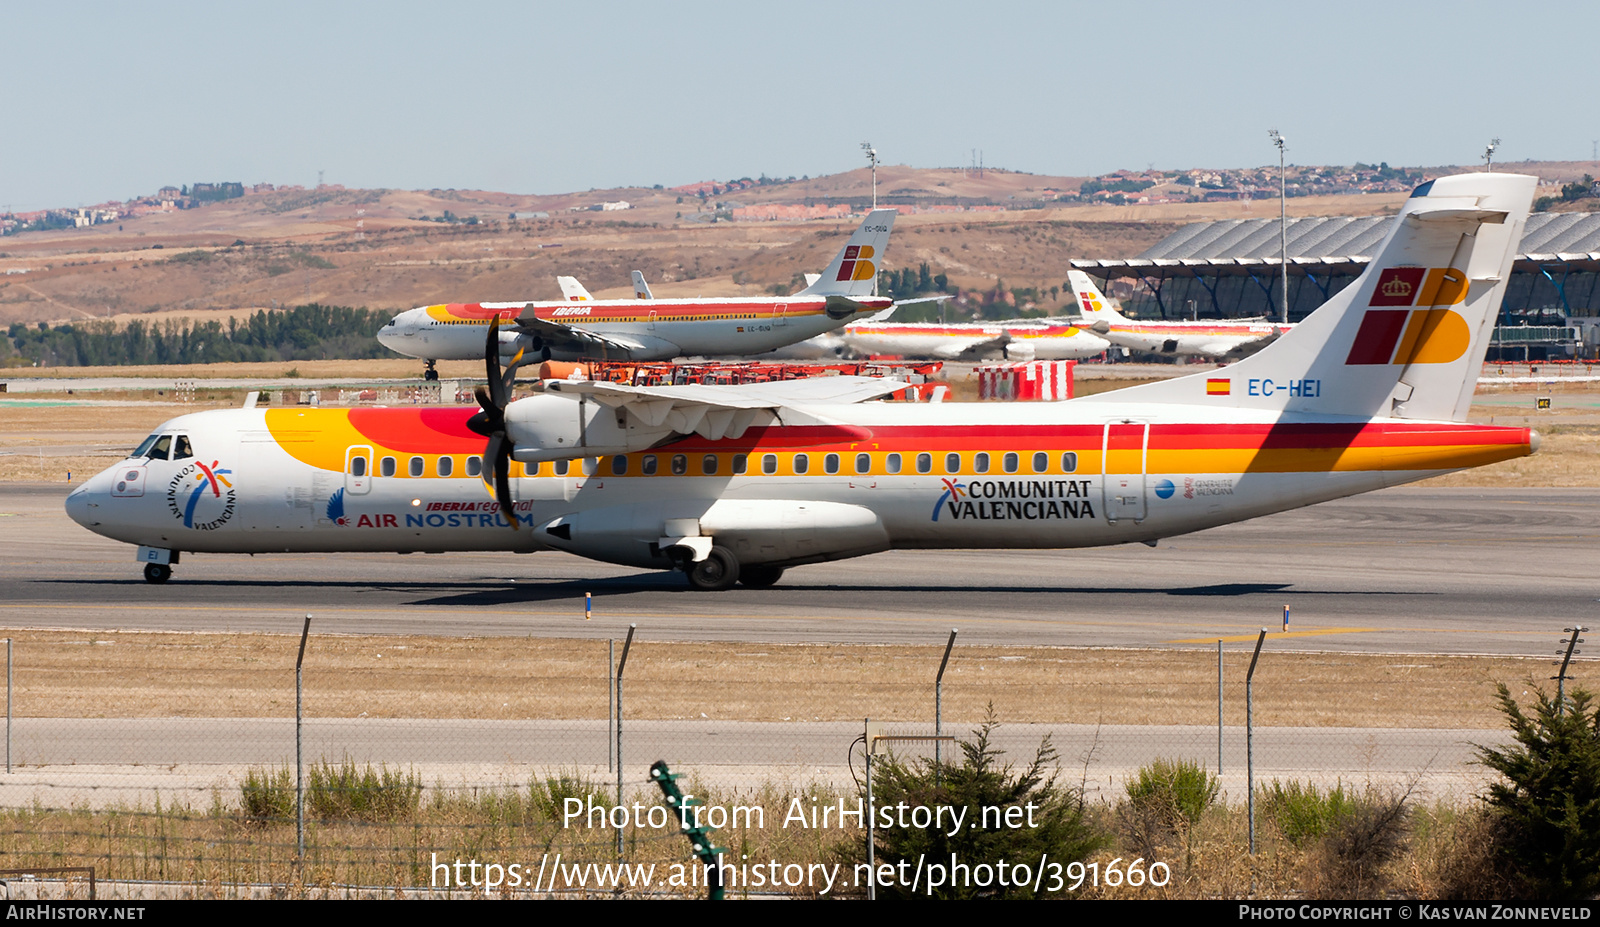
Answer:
[377, 210, 897, 379]
[68, 173, 1538, 590]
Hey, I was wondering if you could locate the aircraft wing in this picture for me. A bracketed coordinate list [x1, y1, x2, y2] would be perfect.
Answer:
[949, 333, 1014, 361]
[512, 314, 662, 359]
[539, 375, 905, 440]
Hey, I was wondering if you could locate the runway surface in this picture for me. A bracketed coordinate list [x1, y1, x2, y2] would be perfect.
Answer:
[2, 482, 1594, 656]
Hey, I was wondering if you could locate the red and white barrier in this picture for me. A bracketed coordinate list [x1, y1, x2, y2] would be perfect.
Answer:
[976, 361, 1075, 401]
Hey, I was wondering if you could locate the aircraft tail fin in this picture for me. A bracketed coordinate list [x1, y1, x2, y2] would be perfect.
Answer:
[631, 270, 654, 300]
[557, 276, 593, 302]
[1066, 271, 1130, 327]
[799, 209, 897, 298]
[1094, 172, 1535, 422]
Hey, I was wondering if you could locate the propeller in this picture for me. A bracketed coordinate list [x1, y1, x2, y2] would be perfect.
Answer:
[466, 315, 526, 530]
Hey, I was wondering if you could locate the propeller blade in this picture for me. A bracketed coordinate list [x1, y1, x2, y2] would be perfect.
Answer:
[490, 436, 518, 530]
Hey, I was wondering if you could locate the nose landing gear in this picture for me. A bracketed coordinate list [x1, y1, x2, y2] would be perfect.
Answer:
[143, 563, 172, 584]
[423, 359, 439, 382]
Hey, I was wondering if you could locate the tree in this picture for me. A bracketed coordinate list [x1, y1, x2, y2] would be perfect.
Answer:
[847, 708, 1106, 899]
[1478, 683, 1600, 899]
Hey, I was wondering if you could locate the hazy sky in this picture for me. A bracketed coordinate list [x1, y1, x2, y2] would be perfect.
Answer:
[7, 0, 1594, 209]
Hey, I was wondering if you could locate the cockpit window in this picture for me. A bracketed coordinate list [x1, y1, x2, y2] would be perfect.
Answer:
[131, 434, 160, 458]
[148, 435, 172, 461]
[172, 435, 193, 460]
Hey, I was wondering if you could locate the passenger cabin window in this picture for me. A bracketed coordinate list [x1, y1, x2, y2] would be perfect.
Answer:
[702, 455, 718, 475]
[916, 453, 931, 474]
[824, 453, 839, 474]
[350, 456, 368, 477]
[466, 456, 482, 477]
[642, 455, 658, 476]
[172, 435, 193, 460]
[855, 453, 871, 474]
[974, 453, 989, 474]
[671, 454, 688, 475]
[945, 453, 961, 474]
[1061, 452, 1078, 473]
[886, 453, 901, 474]
[793, 454, 809, 474]
[732, 454, 747, 475]
[409, 456, 425, 477]
[554, 459, 569, 476]
[1032, 452, 1048, 473]
[1003, 452, 1019, 473]
[437, 456, 454, 477]
[612, 455, 628, 476]
[582, 458, 598, 476]
[762, 454, 777, 475]
[380, 456, 397, 477]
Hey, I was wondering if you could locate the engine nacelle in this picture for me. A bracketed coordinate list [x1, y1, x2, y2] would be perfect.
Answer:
[504, 393, 675, 463]
[538, 499, 889, 570]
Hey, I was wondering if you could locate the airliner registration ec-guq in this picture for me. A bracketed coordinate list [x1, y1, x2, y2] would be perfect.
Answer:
[68, 173, 1539, 590]
[375, 209, 898, 372]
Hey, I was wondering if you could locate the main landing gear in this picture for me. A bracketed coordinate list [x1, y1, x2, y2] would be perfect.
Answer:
[143, 563, 172, 584]
[680, 547, 786, 591]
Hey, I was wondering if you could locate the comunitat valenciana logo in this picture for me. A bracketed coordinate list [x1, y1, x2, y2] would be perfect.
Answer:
[166, 460, 236, 530]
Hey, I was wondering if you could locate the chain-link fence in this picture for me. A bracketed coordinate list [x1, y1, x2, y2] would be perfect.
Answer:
[0, 624, 1583, 898]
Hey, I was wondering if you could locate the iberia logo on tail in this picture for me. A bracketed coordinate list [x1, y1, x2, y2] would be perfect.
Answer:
[1345, 267, 1471, 365]
[835, 245, 876, 282]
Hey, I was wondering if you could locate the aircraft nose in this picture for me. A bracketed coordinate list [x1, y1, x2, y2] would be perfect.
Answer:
[65, 469, 110, 529]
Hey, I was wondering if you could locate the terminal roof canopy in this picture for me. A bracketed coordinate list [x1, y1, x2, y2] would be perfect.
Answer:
[1072, 212, 1600, 277]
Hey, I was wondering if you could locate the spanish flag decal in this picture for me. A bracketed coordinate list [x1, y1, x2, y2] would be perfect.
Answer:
[1206, 378, 1231, 396]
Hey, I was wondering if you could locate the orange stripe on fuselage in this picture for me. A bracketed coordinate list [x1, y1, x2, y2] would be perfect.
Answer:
[263, 409, 1531, 479]
[423, 297, 889, 326]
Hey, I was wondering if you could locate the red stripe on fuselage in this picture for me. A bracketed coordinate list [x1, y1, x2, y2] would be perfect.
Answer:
[347, 408, 486, 453]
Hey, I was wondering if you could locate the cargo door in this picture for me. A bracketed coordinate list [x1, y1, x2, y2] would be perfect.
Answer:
[1101, 422, 1148, 524]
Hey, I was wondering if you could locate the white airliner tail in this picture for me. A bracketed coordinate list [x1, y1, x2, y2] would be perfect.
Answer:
[557, 276, 593, 302]
[631, 270, 654, 300]
[1067, 271, 1130, 324]
[1096, 173, 1534, 422]
[799, 210, 897, 298]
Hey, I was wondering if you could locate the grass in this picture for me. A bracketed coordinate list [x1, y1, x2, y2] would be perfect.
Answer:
[0, 629, 1563, 728]
[0, 776, 1529, 899]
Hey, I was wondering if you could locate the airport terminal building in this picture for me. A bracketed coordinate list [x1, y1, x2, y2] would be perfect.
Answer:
[1071, 212, 1600, 360]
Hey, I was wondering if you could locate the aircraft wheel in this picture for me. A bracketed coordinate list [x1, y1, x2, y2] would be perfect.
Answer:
[424, 368, 439, 382]
[143, 563, 172, 584]
[684, 546, 739, 591]
[738, 565, 785, 588]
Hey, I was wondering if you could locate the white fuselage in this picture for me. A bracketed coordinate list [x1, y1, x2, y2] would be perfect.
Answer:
[376, 296, 888, 362]
[65, 399, 1532, 575]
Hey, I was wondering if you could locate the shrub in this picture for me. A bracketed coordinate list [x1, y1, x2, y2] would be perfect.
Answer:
[1301, 789, 1410, 899]
[241, 760, 421, 824]
[1125, 758, 1219, 831]
[1477, 684, 1600, 900]
[306, 759, 421, 822]
[844, 708, 1107, 899]
[1260, 779, 1358, 847]
[240, 765, 294, 822]
[530, 770, 610, 824]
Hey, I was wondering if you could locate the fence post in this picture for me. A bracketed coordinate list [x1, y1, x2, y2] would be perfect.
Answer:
[1554, 626, 1587, 715]
[935, 629, 956, 769]
[296, 614, 311, 860]
[607, 639, 614, 772]
[615, 624, 636, 860]
[5, 637, 11, 775]
[1217, 639, 1223, 774]
[1245, 628, 1266, 855]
